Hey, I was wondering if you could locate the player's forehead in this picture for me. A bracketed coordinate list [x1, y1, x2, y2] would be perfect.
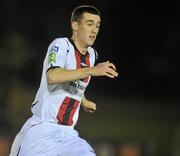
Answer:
[81, 12, 101, 24]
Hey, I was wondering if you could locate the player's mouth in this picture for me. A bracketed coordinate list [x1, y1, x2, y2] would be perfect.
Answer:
[89, 35, 95, 39]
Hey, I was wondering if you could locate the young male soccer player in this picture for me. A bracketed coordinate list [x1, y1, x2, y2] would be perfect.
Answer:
[9, 5, 118, 156]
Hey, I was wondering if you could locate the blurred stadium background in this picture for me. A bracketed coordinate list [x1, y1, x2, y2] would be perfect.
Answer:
[0, 0, 179, 156]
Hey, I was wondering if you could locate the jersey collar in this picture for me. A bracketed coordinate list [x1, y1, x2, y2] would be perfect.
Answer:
[68, 38, 89, 57]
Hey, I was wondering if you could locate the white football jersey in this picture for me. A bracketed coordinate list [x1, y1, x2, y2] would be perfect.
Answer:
[31, 38, 98, 127]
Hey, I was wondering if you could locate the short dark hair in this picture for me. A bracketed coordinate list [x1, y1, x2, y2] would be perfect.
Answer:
[71, 5, 100, 23]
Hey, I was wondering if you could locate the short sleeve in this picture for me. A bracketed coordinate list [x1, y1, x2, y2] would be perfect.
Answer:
[94, 49, 98, 63]
[46, 38, 69, 70]
[87, 47, 98, 67]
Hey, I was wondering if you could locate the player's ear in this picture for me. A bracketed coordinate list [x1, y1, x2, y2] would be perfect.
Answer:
[71, 21, 78, 31]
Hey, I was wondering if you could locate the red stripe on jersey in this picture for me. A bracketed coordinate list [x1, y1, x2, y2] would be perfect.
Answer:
[83, 54, 90, 83]
[57, 97, 80, 126]
[75, 50, 81, 69]
[75, 51, 90, 83]
[67, 100, 80, 125]
[57, 97, 71, 125]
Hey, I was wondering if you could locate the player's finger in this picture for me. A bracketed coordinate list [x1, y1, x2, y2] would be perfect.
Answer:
[108, 63, 116, 70]
[107, 68, 118, 77]
[93, 105, 96, 111]
[89, 110, 94, 113]
[89, 107, 96, 113]
[105, 72, 115, 78]
[90, 105, 96, 111]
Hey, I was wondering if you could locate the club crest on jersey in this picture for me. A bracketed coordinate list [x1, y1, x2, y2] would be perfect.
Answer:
[48, 52, 56, 64]
[50, 45, 59, 53]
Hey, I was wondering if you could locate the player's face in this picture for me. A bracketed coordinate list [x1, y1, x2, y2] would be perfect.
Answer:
[77, 12, 101, 47]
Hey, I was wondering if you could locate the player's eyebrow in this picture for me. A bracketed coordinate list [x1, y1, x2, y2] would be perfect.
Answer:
[85, 20, 101, 24]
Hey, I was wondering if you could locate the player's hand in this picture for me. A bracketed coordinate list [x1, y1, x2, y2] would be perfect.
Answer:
[90, 61, 118, 78]
[81, 98, 96, 113]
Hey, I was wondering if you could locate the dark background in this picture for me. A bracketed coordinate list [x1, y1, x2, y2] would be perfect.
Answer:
[0, 0, 179, 156]
[0, 0, 179, 99]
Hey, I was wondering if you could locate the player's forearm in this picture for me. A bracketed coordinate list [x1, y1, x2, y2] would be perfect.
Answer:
[47, 67, 93, 84]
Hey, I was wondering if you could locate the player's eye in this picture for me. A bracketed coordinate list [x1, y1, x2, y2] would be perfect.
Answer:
[96, 25, 100, 29]
[87, 23, 93, 26]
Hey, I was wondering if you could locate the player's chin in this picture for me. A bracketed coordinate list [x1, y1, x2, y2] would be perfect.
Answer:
[88, 40, 95, 46]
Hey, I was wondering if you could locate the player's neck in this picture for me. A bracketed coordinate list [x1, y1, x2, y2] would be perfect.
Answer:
[71, 37, 87, 55]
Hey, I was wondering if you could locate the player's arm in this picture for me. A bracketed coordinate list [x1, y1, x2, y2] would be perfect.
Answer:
[47, 67, 92, 84]
[47, 61, 119, 84]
